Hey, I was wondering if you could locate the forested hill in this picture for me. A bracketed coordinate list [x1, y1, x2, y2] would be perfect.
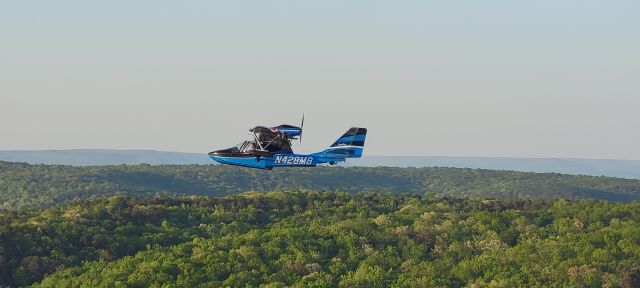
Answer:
[2, 149, 640, 179]
[1, 192, 639, 287]
[2, 161, 640, 209]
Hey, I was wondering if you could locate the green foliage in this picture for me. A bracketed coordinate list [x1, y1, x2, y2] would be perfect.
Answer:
[0, 192, 639, 287]
[2, 161, 640, 286]
[2, 161, 640, 209]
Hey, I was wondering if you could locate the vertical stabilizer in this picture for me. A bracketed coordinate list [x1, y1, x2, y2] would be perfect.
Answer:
[313, 128, 367, 161]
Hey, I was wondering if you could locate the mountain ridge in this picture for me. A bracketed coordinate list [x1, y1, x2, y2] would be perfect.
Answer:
[1, 149, 639, 179]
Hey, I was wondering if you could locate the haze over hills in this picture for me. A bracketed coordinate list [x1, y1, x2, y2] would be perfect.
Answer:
[348, 156, 640, 179]
[0, 149, 210, 166]
[0, 149, 639, 179]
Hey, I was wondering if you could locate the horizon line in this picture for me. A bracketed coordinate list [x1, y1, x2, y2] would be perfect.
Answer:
[0, 148, 639, 162]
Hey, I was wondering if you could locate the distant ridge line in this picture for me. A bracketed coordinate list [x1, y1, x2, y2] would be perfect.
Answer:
[0, 149, 639, 179]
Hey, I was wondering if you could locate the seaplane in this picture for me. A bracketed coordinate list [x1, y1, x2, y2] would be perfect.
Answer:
[208, 117, 367, 169]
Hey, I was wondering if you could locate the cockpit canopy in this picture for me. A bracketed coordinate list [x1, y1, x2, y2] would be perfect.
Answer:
[246, 126, 291, 152]
[209, 125, 300, 157]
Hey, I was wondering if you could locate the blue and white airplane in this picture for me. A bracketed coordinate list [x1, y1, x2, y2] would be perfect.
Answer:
[208, 119, 366, 169]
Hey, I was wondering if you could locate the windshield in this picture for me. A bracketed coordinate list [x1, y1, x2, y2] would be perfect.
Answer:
[234, 141, 256, 153]
[229, 137, 293, 154]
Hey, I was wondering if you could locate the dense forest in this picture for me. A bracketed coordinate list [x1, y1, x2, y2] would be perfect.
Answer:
[0, 191, 637, 287]
[2, 161, 640, 209]
[2, 161, 640, 287]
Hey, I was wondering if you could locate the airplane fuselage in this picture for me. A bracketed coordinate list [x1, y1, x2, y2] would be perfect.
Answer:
[209, 153, 318, 169]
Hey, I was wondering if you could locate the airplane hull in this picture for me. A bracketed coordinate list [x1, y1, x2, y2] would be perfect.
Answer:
[209, 154, 318, 170]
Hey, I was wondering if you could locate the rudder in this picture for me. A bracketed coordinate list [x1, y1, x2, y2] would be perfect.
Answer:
[330, 127, 367, 148]
[322, 127, 367, 158]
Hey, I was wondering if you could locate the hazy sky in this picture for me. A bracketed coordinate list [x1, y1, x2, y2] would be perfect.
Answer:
[1, 1, 639, 159]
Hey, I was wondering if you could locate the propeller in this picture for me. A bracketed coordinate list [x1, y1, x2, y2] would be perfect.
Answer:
[299, 114, 304, 143]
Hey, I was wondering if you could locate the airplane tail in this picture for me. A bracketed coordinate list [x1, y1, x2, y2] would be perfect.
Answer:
[312, 127, 367, 161]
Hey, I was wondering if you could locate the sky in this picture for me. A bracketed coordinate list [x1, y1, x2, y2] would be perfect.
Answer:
[1, 1, 639, 159]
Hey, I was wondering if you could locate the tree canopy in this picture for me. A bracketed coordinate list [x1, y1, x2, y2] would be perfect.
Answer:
[0, 191, 638, 287]
[2, 161, 640, 286]
[2, 161, 640, 209]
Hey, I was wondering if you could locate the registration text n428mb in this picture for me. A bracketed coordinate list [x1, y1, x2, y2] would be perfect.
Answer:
[274, 155, 313, 165]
